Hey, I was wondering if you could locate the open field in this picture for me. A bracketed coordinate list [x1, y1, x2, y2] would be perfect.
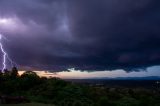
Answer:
[0, 103, 55, 106]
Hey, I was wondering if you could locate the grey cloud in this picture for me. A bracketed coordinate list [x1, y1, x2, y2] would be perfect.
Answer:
[0, 0, 159, 71]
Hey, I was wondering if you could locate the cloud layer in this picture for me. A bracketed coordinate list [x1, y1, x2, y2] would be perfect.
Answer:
[0, 0, 160, 71]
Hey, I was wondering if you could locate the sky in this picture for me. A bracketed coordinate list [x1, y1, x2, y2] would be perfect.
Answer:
[0, 0, 160, 74]
[18, 66, 160, 79]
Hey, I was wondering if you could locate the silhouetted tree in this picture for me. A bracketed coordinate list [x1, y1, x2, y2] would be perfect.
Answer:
[4, 69, 9, 74]
[21, 71, 39, 79]
[0, 70, 2, 76]
[11, 67, 19, 78]
[3, 69, 10, 79]
[0, 70, 3, 82]
[20, 71, 40, 90]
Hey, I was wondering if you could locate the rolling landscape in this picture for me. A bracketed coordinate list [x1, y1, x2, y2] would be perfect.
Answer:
[0, 0, 160, 106]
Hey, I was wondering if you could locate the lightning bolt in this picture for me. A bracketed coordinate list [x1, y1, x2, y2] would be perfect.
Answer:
[0, 34, 15, 72]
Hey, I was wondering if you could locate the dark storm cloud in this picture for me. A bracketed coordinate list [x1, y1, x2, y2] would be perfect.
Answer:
[0, 0, 160, 71]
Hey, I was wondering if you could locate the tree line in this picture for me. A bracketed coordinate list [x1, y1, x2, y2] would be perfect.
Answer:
[0, 67, 160, 106]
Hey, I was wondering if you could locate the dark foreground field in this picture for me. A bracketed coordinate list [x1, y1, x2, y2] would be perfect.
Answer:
[0, 68, 160, 106]
[1, 103, 55, 106]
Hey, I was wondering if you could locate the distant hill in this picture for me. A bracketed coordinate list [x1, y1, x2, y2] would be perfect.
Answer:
[93, 76, 160, 80]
